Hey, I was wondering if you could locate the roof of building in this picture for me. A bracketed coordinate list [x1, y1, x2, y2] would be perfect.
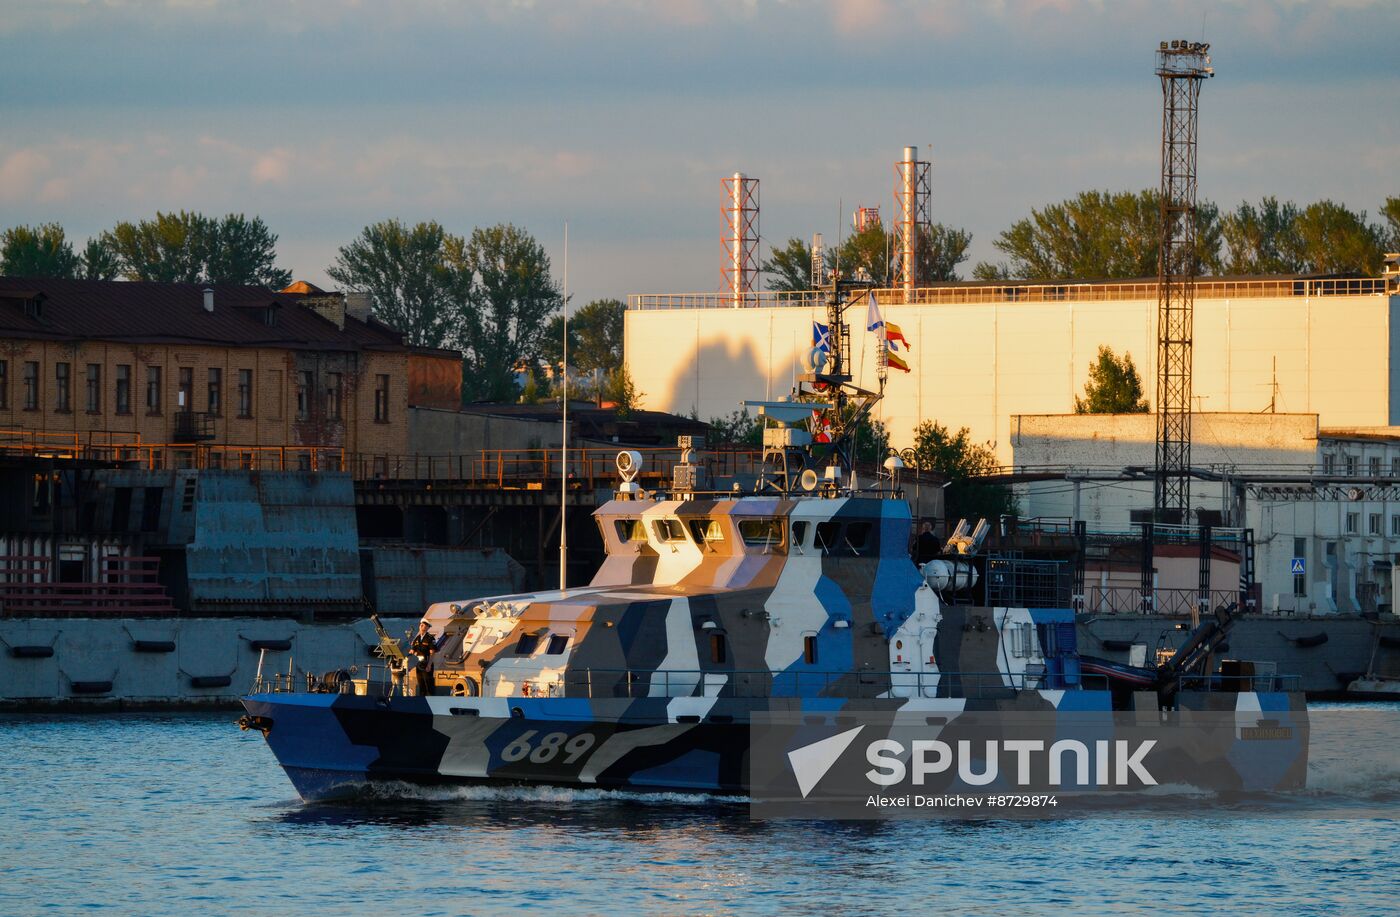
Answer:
[0, 275, 456, 357]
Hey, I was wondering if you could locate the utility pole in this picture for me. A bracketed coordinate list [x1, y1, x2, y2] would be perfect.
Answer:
[1153, 39, 1213, 524]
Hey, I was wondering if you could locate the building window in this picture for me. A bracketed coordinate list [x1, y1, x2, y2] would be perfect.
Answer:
[1369, 456, 1381, 477]
[207, 368, 222, 416]
[1392, 515, 1400, 537]
[22, 361, 38, 410]
[177, 367, 193, 413]
[1392, 457, 1400, 478]
[1293, 537, 1306, 558]
[85, 364, 101, 413]
[296, 371, 313, 421]
[1346, 512, 1359, 535]
[1370, 513, 1383, 536]
[1322, 453, 1335, 474]
[374, 374, 390, 422]
[1345, 455, 1358, 476]
[237, 369, 253, 418]
[115, 365, 131, 415]
[146, 366, 162, 414]
[325, 372, 342, 420]
[1293, 573, 1306, 598]
[54, 362, 70, 412]
[0, 359, 7, 409]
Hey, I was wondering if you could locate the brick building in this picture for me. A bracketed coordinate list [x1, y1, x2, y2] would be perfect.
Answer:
[0, 277, 460, 472]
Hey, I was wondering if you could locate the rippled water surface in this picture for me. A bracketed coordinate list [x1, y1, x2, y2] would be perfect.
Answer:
[3, 708, 1398, 916]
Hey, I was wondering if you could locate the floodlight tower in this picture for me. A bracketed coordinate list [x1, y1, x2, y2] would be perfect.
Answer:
[892, 145, 931, 298]
[722, 172, 760, 306]
[1153, 39, 1213, 524]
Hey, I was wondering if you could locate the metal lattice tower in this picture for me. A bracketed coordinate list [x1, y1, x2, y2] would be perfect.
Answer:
[1153, 40, 1213, 523]
[892, 145, 931, 297]
[721, 172, 759, 305]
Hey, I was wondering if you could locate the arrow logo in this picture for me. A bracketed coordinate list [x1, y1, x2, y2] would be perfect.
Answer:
[787, 726, 865, 798]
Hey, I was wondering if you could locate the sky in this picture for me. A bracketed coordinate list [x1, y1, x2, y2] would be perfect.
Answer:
[1, 0, 1396, 305]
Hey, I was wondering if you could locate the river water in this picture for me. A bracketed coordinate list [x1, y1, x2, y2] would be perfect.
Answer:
[3, 707, 1398, 916]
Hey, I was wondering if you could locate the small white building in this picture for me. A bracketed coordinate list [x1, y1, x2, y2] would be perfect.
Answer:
[1010, 412, 1400, 616]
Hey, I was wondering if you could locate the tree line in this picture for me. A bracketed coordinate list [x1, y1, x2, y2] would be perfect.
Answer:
[1, 214, 630, 404]
[762, 192, 1400, 289]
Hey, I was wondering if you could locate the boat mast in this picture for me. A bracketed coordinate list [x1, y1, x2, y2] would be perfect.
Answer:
[559, 222, 569, 592]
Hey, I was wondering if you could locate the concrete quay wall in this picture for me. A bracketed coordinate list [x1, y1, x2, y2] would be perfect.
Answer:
[0, 616, 420, 709]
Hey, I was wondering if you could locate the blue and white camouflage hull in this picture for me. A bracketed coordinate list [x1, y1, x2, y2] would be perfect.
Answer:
[242, 687, 1308, 802]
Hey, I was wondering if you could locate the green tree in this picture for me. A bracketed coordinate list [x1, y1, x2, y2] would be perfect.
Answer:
[601, 366, 643, 418]
[542, 298, 624, 375]
[1381, 196, 1400, 253]
[1292, 200, 1384, 275]
[983, 189, 1221, 280]
[450, 223, 562, 403]
[917, 224, 973, 282]
[1220, 197, 1302, 275]
[836, 223, 892, 283]
[80, 237, 121, 280]
[103, 211, 291, 286]
[1, 223, 79, 278]
[204, 214, 293, 287]
[761, 238, 813, 291]
[708, 408, 763, 446]
[906, 420, 1016, 523]
[328, 219, 460, 349]
[1075, 346, 1149, 414]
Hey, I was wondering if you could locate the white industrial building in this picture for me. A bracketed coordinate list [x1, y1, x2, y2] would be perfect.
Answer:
[625, 274, 1399, 617]
[1010, 413, 1399, 617]
[624, 276, 1399, 462]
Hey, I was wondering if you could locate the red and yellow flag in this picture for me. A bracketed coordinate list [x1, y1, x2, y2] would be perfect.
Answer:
[886, 350, 911, 373]
[886, 322, 911, 352]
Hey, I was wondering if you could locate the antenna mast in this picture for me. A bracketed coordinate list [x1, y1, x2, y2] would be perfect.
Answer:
[1153, 39, 1213, 524]
[558, 222, 569, 591]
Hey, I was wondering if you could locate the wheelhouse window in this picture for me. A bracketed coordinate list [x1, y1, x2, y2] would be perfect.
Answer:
[803, 634, 818, 665]
[688, 518, 724, 544]
[813, 520, 876, 556]
[613, 519, 646, 543]
[514, 634, 542, 655]
[791, 521, 809, 548]
[546, 634, 569, 655]
[844, 521, 873, 552]
[738, 518, 785, 550]
[653, 518, 686, 542]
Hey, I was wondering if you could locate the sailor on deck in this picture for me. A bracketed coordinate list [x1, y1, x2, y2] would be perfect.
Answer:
[409, 621, 437, 696]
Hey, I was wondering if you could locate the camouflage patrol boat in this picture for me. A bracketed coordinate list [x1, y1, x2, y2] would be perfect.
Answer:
[240, 280, 1308, 802]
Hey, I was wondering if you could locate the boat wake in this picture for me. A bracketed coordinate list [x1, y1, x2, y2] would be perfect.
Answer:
[357, 780, 748, 807]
